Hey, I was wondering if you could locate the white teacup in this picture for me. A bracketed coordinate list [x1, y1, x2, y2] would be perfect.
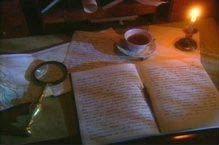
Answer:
[124, 28, 153, 54]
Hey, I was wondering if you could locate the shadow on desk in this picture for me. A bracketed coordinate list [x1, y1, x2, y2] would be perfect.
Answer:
[112, 128, 219, 145]
[27, 128, 219, 145]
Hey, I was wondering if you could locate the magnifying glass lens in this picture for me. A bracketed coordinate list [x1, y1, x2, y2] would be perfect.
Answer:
[35, 64, 48, 80]
[33, 61, 67, 85]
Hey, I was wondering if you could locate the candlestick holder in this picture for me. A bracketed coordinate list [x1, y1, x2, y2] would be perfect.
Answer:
[175, 25, 198, 51]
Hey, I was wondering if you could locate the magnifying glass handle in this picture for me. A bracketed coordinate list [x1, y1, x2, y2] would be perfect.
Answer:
[25, 103, 42, 136]
[25, 91, 45, 136]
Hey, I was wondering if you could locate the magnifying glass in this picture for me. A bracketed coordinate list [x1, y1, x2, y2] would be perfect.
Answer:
[25, 61, 68, 136]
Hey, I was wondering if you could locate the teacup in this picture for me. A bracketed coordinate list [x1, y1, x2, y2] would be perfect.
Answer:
[124, 28, 153, 54]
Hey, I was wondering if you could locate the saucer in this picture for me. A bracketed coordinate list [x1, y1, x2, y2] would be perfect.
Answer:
[116, 39, 156, 60]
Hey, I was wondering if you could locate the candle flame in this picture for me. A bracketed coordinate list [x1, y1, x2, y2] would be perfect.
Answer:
[189, 7, 201, 22]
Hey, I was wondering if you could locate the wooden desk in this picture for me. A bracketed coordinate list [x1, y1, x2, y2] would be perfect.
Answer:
[19, 0, 157, 35]
[0, 19, 218, 144]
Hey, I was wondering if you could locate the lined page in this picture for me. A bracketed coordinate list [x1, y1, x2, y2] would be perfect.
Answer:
[72, 64, 159, 145]
[137, 59, 219, 133]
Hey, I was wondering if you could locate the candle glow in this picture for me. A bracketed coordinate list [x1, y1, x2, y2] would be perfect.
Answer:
[189, 7, 201, 22]
[172, 134, 194, 140]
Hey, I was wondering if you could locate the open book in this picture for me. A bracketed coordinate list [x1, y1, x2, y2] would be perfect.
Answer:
[71, 59, 219, 145]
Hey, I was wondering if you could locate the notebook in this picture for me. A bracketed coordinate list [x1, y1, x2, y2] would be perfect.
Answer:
[71, 59, 219, 145]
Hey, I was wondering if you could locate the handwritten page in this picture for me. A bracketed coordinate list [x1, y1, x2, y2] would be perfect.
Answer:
[72, 64, 159, 145]
[137, 59, 219, 133]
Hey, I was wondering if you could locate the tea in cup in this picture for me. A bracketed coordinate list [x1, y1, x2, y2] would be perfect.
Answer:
[124, 28, 153, 54]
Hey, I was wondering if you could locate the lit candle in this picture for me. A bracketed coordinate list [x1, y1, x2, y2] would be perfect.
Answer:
[189, 7, 201, 23]
[175, 7, 201, 51]
[185, 7, 201, 37]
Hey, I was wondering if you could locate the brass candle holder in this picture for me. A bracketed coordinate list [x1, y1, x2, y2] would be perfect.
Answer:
[175, 25, 198, 51]
[175, 7, 201, 51]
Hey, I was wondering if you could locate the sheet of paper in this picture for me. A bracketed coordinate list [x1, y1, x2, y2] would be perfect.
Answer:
[64, 41, 124, 69]
[64, 28, 136, 72]
[72, 64, 159, 145]
[0, 54, 37, 110]
[137, 59, 219, 133]
[72, 28, 121, 56]
[32, 42, 69, 62]
[32, 42, 71, 96]
[0, 43, 71, 110]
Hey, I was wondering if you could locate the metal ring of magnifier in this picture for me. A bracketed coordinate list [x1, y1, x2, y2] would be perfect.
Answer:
[32, 61, 68, 86]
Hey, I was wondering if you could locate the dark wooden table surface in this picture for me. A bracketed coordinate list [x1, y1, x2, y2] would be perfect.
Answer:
[0, 18, 218, 144]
